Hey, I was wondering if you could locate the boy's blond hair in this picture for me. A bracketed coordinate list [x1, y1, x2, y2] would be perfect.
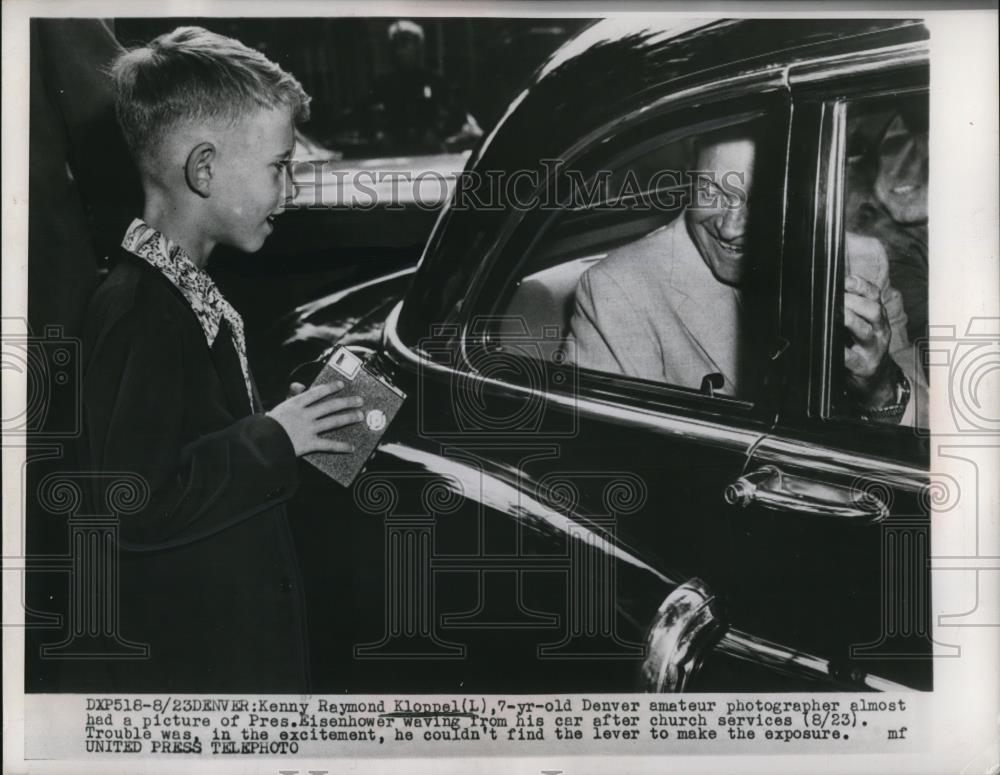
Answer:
[110, 26, 310, 164]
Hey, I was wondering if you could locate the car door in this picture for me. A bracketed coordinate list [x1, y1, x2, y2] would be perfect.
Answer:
[723, 45, 933, 690]
[422, 80, 803, 688]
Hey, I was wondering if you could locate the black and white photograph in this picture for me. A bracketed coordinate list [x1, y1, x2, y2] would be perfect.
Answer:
[2, 2, 998, 773]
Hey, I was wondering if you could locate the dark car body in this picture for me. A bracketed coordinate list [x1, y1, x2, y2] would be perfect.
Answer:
[286, 17, 932, 693]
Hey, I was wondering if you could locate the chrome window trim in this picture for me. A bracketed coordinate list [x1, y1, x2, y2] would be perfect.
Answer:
[384, 302, 761, 452]
[819, 99, 849, 418]
[386, 300, 928, 485]
[787, 40, 928, 84]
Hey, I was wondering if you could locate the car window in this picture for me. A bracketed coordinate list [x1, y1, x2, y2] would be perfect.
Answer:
[486, 111, 786, 405]
[831, 91, 929, 430]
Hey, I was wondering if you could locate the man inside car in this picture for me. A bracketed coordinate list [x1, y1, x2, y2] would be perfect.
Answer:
[565, 123, 926, 426]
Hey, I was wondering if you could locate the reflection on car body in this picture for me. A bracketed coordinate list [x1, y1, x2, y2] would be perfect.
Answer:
[285, 17, 932, 693]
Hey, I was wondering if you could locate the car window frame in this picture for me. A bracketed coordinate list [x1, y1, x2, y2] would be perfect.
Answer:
[780, 43, 930, 465]
[456, 76, 793, 426]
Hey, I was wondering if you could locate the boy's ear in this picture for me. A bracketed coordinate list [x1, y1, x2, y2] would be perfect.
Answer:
[184, 142, 215, 198]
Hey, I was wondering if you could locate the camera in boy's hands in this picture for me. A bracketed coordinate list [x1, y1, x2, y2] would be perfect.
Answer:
[301, 346, 406, 487]
[267, 381, 365, 456]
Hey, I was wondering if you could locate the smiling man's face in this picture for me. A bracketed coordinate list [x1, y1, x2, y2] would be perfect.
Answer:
[685, 135, 756, 287]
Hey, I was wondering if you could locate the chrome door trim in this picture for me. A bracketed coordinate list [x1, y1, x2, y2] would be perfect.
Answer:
[715, 629, 909, 692]
[751, 436, 929, 493]
[724, 464, 891, 523]
[384, 302, 762, 452]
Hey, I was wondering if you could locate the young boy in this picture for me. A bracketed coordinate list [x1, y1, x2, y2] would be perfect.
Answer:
[77, 27, 361, 691]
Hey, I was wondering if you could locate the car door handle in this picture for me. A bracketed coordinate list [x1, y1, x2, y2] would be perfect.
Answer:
[724, 465, 888, 523]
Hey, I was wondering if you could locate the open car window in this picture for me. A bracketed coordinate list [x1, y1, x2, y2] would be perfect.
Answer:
[482, 108, 787, 407]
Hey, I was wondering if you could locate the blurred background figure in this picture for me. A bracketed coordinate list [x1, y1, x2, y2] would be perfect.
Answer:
[30, 19, 141, 338]
[27, 18, 142, 692]
[112, 17, 586, 160]
[846, 96, 929, 374]
[366, 19, 482, 154]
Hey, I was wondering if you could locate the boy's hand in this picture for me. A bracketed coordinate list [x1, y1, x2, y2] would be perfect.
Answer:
[267, 382, 363, 456]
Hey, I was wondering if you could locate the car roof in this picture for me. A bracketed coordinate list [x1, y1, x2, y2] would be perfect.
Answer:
[397, 17, 928, 341]
[476, 18, 926, 169]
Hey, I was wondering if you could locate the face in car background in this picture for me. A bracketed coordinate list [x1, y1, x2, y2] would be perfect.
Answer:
[873, 114, 928, 225]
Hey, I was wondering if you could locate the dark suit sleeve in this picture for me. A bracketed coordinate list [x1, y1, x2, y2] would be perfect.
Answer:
[83, 302, 299, 552]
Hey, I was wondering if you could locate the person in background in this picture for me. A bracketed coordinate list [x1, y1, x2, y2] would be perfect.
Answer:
[26, 20, 143, 691]
[366, 19, 481, 154]
[29, 19, 142, 339]
[847, 104, 929, 374]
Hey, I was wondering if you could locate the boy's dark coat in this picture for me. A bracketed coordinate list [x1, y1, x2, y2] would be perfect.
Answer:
[76, 247, 309, 692]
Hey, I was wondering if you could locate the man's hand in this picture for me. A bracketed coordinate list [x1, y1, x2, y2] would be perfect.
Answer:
[844, 274, 896, 409]
[267, 381, 364, 456]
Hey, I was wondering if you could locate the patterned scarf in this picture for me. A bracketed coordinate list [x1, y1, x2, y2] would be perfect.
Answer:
[121, 218, 254, 407]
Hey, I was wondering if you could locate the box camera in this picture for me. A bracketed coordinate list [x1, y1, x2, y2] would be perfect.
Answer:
[304, 346, 406, 487]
